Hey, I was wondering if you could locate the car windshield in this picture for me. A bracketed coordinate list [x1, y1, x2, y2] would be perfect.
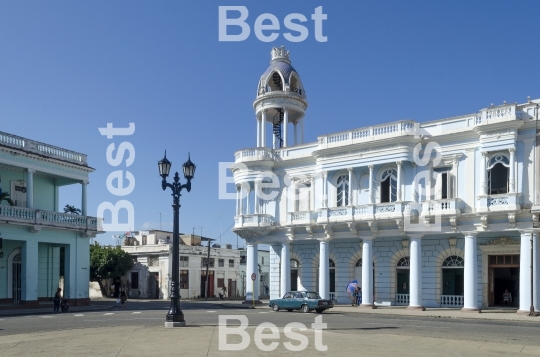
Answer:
[306, 292, 321, 299]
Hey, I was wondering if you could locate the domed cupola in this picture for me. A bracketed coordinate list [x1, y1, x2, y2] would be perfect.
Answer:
[253, 46, 308, 149]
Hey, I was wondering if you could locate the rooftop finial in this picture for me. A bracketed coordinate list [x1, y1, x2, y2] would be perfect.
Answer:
[271, 45, 291, 64]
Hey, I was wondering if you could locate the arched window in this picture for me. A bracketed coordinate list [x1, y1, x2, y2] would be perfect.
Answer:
[336, 174, 349, 207]
[487, 155, 509, 194]
[291, 259, 300, 268]
[396, 256, 410, 268]
[442, 255, 464, 267]
[381, 169, 397, 203]
[290, 259, 300, 291]
[329, 259, 336, 268]
[396, 256, 410, 298]
[268, 71, 284, 91]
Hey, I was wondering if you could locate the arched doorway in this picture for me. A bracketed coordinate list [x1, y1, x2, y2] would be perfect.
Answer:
[12, 254, 21, 303]
[396, 256, 410, 305]
[441, 255, 464, 307]
[290, 259, 300, 291]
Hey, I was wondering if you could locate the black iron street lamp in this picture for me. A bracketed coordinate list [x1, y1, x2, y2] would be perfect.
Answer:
[158, 151, 196, 327]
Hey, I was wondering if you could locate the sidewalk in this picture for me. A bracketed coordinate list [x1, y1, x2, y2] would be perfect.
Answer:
[0, 301, 114, 317]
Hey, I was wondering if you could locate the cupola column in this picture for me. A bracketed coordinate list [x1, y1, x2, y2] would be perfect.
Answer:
[256, 117, 261, 147]
[261, 111, 267, 147]
[283, 109, 289, 147]
[294, 122, 298, 145]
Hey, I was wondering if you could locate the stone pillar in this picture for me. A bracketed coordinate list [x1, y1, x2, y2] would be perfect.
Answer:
[26, 169, 34, 209]
[519, 230, 533, 314]
[280, 243, 290, 296]
[368, 165, 374, 204]
[323, 171, 328, 208]
[300, 117, 304, 144]
[310, 176, 315, 210]
[21, 239, 39, 305]
[462, 232, 480, 312]
[509, 148, 516, 193]
[412, 163, 418, 202]
[452, 156, 459, 199]
[318, 240, 330, 300]
[246, 186, 251, 215]
[283, 108, 289, 148]
[239, 185, 244, 215]
[294, 122, 298, 146]
[245, 243, 260, 303]
[257, 117, 261, 147]
[347, 168, 353, 206]
[480, 151, 488, 195]
[533, 232, 540, 311]
[81, 181, 88, 216]
[408, 235, 425, 310]
[396, 161, 402, 201]
[360, 237, 376, 308]
[235, 185, 240, 216]
[261, 110, 267, 147]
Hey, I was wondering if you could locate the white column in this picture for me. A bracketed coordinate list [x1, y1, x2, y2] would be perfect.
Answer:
[26, 169, 34, 209]
[280, 243, 290, 296]
[480, 152, 488, 195]
[257, 118, 261, 147]
[283, 109, 289, 148]
[347, 168, 353, 206]
[396, 161, 402, 201]
[360, 237, 375, 307]
[81, 181, 88, 216]
[246, 186, 251, 215]
[452, 157, 459, 199]
[533, 232, 539, 311]
[294, 122, 298, 145]
[310, 176, 315, 210]
[519, 231, 533, 313]
[261, 110, 267, 147]
[368, 165, 374, 204]
[239, 185, 244, 215]
[318, 240, 330, 299]
[245, 243, 259, 302]
[462, 232, 480, 311]
[254, 181, 259, 214]
[509, 148, 516, 193]
[408, 235, 424, 310]
[412, 163, 418, 202]
[235, 185, 240, 215]
[323, 171, 328, 208]
[427, 164, 433, 200]
[300, 118, 304, 144]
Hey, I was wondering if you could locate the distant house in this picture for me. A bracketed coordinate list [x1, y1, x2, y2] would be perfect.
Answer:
[0, 131, 102, 309]
[120, 231, 240, 299]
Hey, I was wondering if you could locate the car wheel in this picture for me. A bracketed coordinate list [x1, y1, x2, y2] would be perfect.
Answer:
[272, 304, 280, 312]
[301, 304, 310, 313]
[315, 309, 324, 313]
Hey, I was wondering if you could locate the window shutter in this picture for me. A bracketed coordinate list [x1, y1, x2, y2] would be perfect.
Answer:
[447, 173, 453, 199]
[435, 173, 443, 200]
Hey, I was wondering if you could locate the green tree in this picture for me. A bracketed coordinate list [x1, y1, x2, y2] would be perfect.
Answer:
[90, 242, 133, 297]
[64, 204, 82, 215]
[0, 192, 14, 206]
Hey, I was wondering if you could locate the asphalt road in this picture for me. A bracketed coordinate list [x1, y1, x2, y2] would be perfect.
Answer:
[1, 300, 539, 349]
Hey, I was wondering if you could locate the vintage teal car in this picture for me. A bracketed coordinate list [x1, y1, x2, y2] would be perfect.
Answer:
[269, 291, 334, 313]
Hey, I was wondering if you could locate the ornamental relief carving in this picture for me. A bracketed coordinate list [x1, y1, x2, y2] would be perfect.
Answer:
[482, 236, 519, 246]
[233, 228, 273, 240]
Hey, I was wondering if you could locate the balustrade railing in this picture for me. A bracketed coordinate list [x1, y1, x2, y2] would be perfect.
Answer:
[234, 214, 274, 227]
[395, 294, 409, 306]
[0, 206, 102, 232]
[0, 131, 87, 165]
[317, 120, 416, 148]
[440, 295, 464, 307]
[421, 198, 462, 215]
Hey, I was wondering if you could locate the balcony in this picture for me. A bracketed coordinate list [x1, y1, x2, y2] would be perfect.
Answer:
[315, 202, 408, 224]
[287, 211, 318, 225]
[476, 193, 520, 213]
[234, 214, 274, 228]
[234, 148, 278, 164]
[317, 120, 415, 149]
[421, 198, 462, 217]
[0, 206, 103, 235]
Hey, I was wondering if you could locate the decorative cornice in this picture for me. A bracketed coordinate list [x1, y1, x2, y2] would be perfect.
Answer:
[482, 236, 519, 246]
[314, 142, 415, 161]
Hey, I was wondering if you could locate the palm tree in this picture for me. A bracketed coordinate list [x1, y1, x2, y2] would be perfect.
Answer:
[0, 192, 14, 206]
[63, 204, 82, 215]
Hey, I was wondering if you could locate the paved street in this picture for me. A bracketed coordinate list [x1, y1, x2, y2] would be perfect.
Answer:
[1, 300, 540, 356]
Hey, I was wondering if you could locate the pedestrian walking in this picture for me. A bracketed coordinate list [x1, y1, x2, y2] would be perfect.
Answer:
[356, 287, 362, 306]
[351, 287, 358, 306]
[53, 288, 62, 313]
[120, 285, 128, 309]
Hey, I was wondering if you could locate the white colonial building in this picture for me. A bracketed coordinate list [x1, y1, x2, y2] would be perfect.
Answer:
[120, 231, 240, 299]
[232, 46, 540, 313]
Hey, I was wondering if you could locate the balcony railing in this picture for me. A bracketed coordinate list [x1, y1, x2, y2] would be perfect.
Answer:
[440, 295, 464, 307]
[317, 120, 415, 149]
[421, 198, 462, 216]
[395, 294, 409, 306]
[287, 211, 318, 225]
[316, 202, 408, 224]
[234, 148, 278, 163]
[477, 192, 520, 213]
[234, 214, 274, 228]
[0, 206, 102, 233]
[0, 131, 87, 166]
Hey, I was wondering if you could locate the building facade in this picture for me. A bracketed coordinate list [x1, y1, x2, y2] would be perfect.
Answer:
[0, 131, 102, 308]
[232, 46, 540, 312]
[121, 231, 240, 299]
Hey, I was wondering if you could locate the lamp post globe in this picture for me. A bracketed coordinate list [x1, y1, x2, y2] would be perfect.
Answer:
[158, 152, 195, 328]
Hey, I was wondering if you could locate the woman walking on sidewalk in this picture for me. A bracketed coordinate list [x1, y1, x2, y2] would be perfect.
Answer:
[53, 288, 62, 313]
[120, 285, 128, 309]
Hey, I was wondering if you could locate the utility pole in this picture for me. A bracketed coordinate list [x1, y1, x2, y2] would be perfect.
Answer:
[205, 238, 211, 300]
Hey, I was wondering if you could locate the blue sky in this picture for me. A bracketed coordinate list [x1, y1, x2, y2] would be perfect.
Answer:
[1, 1, 539, 247]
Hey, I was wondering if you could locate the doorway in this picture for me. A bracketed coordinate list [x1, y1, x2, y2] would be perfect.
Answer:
[200, 271, 214, 298]
[488, 255, 519, 307]
[12, 254, 21, 303]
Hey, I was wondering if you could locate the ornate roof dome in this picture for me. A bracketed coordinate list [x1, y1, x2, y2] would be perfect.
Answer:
[257, 46, 305, 98]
